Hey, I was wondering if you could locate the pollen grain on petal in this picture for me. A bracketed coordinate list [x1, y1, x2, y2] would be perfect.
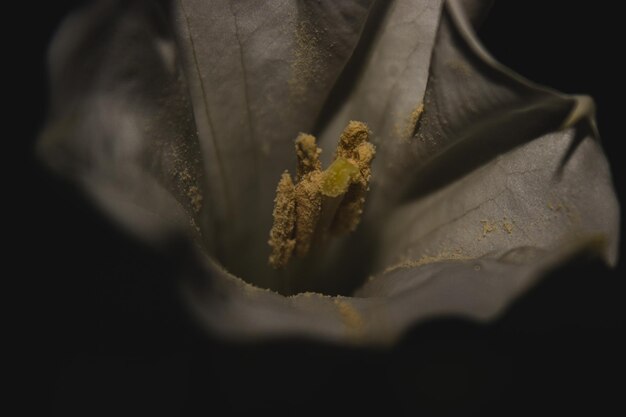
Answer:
[334, 298, 364, 337]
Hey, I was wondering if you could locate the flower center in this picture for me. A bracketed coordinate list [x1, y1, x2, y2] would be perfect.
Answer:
[267, 121, 376, 292]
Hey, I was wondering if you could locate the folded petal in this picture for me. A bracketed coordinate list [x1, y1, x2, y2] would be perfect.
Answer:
[39, 1, 207, 241]
[390, 0, 587, 197]
[371, 0, 619, 269]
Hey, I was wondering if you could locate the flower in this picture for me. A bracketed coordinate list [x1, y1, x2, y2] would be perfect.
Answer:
[39, 0, 619, 346]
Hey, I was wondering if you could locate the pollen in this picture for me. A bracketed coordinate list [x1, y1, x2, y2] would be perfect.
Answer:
[268, 121, 376, 269]
[295, 133, 321, 181]
[268, 171, 297, 269]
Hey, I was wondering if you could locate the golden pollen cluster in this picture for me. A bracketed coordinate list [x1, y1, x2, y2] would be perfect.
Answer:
[268, 121, 376, 269]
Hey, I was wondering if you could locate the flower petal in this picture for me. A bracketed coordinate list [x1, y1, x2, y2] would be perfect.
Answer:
[317, 0, 443, 156]
[370, 0, 619, 269]
[184, 237, 601, 345]
[374, 127, 619, 271]
[39, 1, 206, 241]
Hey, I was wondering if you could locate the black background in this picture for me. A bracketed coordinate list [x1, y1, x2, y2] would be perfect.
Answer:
[22, 1, 624, 416]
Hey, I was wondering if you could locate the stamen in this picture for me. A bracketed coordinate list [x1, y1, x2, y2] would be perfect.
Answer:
[295, 171, 322, 258]
[295, 133, 322, 181]
[330, 121, 375, 234]
[268, 171, 296, 269]
[268, 121, 375, 269]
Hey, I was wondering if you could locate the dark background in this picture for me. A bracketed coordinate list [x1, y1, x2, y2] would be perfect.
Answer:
[23, 1, 624, 416]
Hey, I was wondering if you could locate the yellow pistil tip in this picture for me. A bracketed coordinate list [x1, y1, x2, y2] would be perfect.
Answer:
[320, 158, 359, 197]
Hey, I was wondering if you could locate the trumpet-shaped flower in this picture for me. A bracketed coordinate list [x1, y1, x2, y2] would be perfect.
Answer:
[39, 0, 619, 345]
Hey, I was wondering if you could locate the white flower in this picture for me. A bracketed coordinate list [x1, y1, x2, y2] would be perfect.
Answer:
[39, 0, 619, 345]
